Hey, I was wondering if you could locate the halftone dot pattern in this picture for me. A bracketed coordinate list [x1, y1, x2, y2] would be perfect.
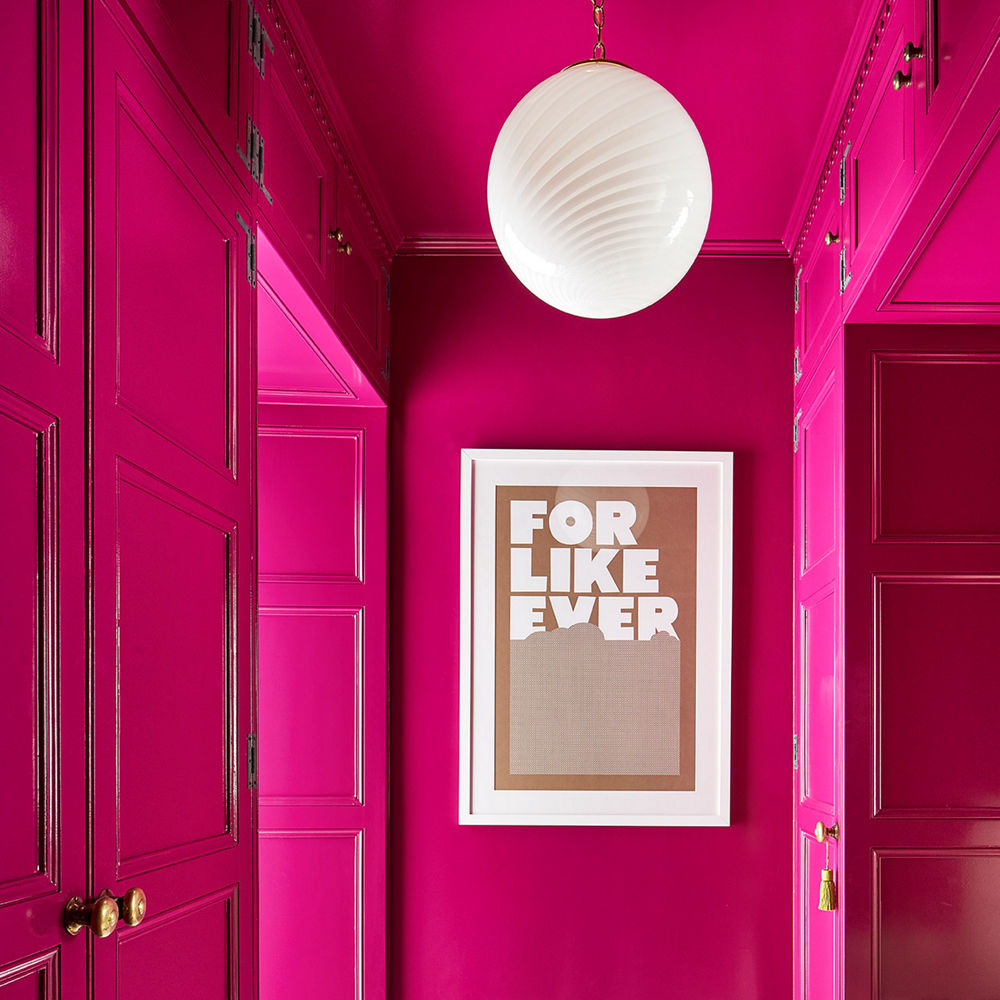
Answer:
[509, 624, 681, 775]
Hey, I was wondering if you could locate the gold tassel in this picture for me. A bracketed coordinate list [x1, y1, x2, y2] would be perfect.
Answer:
[818, 867, 838, 911]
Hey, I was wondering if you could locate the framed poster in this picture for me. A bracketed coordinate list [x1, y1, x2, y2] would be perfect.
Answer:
[459, 449, 732, 826]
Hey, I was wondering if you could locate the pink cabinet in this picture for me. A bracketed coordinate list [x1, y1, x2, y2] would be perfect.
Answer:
[848, 2, 918, 281]
[256, 23, 336, 299]
[918, 0, 1000, 162]
[332, 171, 388, 368]
[795, 181, 844, 382]
[110, 0, 255, 186]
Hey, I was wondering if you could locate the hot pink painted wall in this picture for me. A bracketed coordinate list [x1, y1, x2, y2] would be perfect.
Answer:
[388, 254, 793, 1000]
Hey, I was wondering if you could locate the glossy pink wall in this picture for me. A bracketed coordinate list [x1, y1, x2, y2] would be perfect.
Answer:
[388, 255, 793, 999]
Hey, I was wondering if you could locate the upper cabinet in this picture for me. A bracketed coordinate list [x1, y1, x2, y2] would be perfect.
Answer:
[919, 0, 1000, 160]
[256, 17, 336, 300]
[332, 172, 387, 366]
[112, 0, 254, 188]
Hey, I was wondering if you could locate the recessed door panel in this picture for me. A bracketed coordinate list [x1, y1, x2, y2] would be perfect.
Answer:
[259, 833, 359, 1000]
[876, 853, 1000, 999]
[875, 352, 1000, 539]
[0, 1, 54, 354]
[118, 889, 235, 1000]
[113, 0, 251, 184]
[0, 404, 52, 896]
[876, 575, 1000, 815]
[259, 609, 362, 804]
[802, 586, 837, 813]
[257, 428, 362, 581]
[116, 467, 236, 868]
[0, 952, 56, 999]
[801, 371, 840, 576]
[115, 94, 235, 476]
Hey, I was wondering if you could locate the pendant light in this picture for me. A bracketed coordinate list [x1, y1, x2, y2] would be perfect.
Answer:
[487, 0, 712, 319]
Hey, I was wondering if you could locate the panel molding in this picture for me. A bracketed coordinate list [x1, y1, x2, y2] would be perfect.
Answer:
[257, 426, 365, 584]
[0, 948, 58, 997]
[799, 366, 840, 576]
[393, 236, 789, 259]
[258, 829, 363, 1000]
[258, 606, 364, 808]
[112, 79, 239, 481]
[0, 0, 58, 360]
[257, 273, 357, 405]
[873, 350, 1000, 543]
[0, 386, 59, 906]
[874, 572, 1000, 818]
[114, 459, 239, 875]
[872, 848, 1000, 1000]
[884, 114, 1000, 311]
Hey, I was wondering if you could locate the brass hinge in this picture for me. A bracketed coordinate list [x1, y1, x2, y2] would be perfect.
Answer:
[247, 733, 258, 789]
[839, 140, 851, 205]
[794, 266, 803, 314]
[793, 409, 802, 452]
[793, 346, 802, 386]
[247, 1, 273, 79]
[237, 116, 273, 204]
[235, 211, 256, 287]
[793, 734, 799, 771]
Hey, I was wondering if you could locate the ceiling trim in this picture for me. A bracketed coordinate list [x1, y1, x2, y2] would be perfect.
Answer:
[782, 0, 896, 254]
[394, 237, 788, 259]
[268, 0, 404, 255]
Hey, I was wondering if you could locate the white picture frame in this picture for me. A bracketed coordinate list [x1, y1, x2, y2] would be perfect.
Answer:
[459, 449, 733, 826]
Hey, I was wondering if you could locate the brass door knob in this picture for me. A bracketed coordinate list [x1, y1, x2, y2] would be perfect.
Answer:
[337, 241, 353, 255]
[902, 41, 924, 62]
[824, 231, 840, 246]
[893, 68, 913, 90]
[116, 887, 148, 927]
[328, 226, 345, 243]
[814, 820, 840, 843]
[64, 890, 119, 937]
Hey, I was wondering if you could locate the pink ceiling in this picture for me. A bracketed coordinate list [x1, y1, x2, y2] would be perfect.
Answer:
[296, 0, 865, 245]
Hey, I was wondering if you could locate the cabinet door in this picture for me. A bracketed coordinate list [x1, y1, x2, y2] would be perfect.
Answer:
[91, 7, 255, 1000]
[110, 0, 253, 186]
[792, 339, 843, 1000]
[332, 172, 386, 370]
[796, 182, 844, 382]
[919, 0, 1000, 159]
[850, 4, 917, 278]
[256, 26, 335, 304]
[0, 2, 86, 995]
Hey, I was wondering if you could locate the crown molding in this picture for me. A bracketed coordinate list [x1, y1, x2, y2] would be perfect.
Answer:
[265, 0, 403, 256]
[782, 0, 897, 256]
[394, 237, 788, 259]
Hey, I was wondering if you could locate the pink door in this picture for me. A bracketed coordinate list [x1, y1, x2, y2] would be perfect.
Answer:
[0, 0, 87, 993]
[793, 333, 843, 999]
[255, 234, 388, 1000]
[89, 3, 256, 996]
[843, 324, 1000, 999]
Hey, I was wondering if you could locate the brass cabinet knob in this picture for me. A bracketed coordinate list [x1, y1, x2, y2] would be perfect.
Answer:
[824, 231, 840, 246]
[892, 68, 913, 90]
[63, 890, 119, 938]
[337, 241, 353, 255]
[902, 41, 924, 62]
[116, 887, 148, 927]
[814, 820, 840, 843]
[328, 226, 345, 243]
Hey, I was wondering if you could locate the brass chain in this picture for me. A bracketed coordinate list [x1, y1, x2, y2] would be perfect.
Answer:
[592, 0, 606, 60]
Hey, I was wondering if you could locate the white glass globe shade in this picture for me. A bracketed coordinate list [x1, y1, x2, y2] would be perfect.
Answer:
[487, 60, 712, 319]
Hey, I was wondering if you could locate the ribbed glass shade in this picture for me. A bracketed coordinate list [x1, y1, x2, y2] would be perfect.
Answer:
[487, 60, 712, 319]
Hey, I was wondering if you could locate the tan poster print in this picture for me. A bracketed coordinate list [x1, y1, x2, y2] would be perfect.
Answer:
[494, 484, 698, 791]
